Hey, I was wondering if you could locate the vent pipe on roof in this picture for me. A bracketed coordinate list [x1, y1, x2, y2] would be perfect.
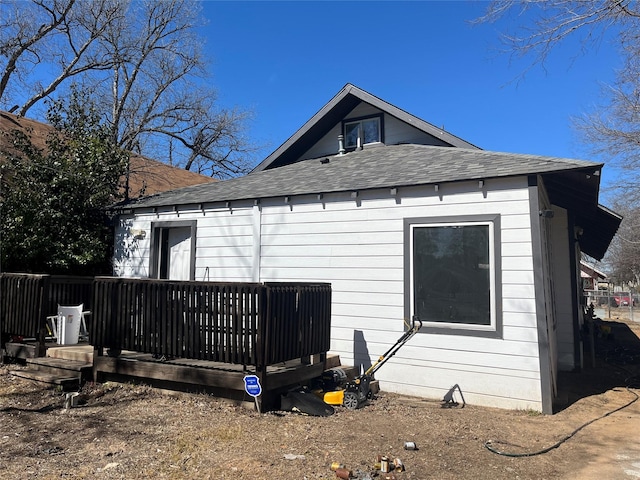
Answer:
[338, 134, 345, 155]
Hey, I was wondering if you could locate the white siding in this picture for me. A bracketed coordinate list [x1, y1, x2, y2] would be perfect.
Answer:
[112, 203, 256, 282]
[257, 176, 543, 411]
[195, 204, 256, 282]
[113, 215, 153, 278]
[384, 114, 449, 147]
[550, 207, 576, 370]
[114, 176, 548, 411]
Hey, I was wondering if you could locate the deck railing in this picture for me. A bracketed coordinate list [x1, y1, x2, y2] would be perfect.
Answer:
[1, 274, 48, 339]
[91, 277, 331, 368]
[0, 273, 94, 339]
[46, 275, 93, 317]
[263, 283, 332, 365]
[1, 274, 332, 368]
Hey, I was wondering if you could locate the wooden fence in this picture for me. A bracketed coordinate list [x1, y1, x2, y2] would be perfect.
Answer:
[91, 277, 332, 369]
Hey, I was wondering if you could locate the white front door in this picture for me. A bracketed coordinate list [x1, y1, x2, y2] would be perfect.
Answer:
[152, 222, 195, 281]
[167, 227, 192, 280]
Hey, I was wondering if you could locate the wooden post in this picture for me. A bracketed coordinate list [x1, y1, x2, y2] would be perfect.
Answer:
[589, 317, 596, 368]
[37, 275, 51, 357]
[92, 346, 102, 383]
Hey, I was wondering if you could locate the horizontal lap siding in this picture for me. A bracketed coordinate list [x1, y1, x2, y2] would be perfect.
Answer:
[113, 215, 153, 278]
[113, 208, 256, 282]
[258, 177, 543, 410]
[550, 207, 576, 370]
[114, 177, 542, 410]
[196, 208, 255, 282]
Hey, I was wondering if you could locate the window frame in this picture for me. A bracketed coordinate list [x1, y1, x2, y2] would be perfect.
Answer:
[404, 214, 502, 338]
[342, 114, 384, 149]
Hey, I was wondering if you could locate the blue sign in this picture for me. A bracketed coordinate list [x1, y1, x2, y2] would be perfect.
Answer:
[244, 375, 262, 398]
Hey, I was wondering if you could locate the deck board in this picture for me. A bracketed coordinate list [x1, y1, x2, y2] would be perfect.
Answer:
[5, 342, 331, 411]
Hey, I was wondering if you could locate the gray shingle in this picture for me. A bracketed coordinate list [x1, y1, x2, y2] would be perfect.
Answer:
[123, 144, 602, 209]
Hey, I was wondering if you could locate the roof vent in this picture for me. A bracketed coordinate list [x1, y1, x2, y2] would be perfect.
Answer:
[338, 134, 345, 155]
[320, 158, 330, 164]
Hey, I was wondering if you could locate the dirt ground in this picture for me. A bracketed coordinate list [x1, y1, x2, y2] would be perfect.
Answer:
[3, 316, 640, 480]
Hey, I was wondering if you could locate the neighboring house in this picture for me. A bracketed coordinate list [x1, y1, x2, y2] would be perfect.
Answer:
[581, 260, 607, 291]
[0, 111, 215, 200]
[112, 84, 621, 413]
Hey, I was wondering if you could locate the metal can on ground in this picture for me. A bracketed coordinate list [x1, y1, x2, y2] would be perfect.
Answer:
[380, 456, 390, 473]
[404, 441, 417, 450]
[330, 462, 345, 471]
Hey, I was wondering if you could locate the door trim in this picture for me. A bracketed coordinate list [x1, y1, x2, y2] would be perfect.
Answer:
[149, 220, 197, 280]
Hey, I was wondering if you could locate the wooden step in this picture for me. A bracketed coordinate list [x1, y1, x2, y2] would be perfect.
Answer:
[370, 379, 380, 394]
[26, 356, 92, 376]
[4, 342, 39, 359]
[10, 357, 93, 391]
[10, 369, 80, 390]
[325, 354, 341, 369]
[46, 345, 93, 363]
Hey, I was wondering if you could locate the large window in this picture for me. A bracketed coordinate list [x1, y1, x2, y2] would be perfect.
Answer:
[343, 115, 383, 148]
[405, 215, 502, 337]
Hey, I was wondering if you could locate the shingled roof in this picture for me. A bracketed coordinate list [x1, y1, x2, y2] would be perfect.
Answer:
[122, 143, 621, 259]
[124, 143, 603, 209]
[0, 111, 215, 198]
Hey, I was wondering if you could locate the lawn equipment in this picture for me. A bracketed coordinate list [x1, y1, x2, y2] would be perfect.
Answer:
[318, 316, 423, 409]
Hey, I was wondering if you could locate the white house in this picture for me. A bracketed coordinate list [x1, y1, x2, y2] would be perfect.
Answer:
[112, 84, 621, 413]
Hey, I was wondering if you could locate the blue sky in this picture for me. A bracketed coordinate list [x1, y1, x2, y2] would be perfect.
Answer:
[199, 1, 620, 196]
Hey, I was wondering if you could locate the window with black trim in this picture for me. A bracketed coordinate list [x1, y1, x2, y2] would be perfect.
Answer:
[343, 115, 382, 148]
[406, 215, 502, 336]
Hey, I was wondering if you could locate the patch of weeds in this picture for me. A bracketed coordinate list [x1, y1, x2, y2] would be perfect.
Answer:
[518, 408, 543, 417]
[171, 425, 243, 454]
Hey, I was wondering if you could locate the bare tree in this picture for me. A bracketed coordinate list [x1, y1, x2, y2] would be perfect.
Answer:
[601, 202, 640, 285]
[476, 2, 640, 191]
[576, 38, 640, 203]
[18, 0, 125, 116]
[476, 1, 637, 70]
[0, 0, 77, 105]
[0, 0, 254, 178]
[98, 0, 255, 177]
[476, 2, 640, 280]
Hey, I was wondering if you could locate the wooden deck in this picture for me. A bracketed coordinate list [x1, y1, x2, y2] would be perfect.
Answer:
[1, 275, 334, 412]
[4, 341, 333, 411]
[93, 351, 328, 410]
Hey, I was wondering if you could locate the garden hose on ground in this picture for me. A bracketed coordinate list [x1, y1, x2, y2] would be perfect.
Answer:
[485, 374, 640, 458]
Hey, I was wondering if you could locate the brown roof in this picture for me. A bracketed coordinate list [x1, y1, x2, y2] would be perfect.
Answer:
[125, 152, 216, 197]
[0, 111, 215, 198]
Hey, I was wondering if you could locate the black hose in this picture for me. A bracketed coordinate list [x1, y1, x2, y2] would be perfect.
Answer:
[485, 376, 640, 458]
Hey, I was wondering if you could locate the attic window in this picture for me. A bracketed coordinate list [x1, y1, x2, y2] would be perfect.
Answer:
[343, 115, 382, 149]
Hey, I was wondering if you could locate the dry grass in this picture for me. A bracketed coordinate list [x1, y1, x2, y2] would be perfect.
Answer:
[2, 319, 640, 479]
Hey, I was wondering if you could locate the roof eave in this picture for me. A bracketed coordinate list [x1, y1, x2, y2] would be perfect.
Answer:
[577, 204, 622, 261]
